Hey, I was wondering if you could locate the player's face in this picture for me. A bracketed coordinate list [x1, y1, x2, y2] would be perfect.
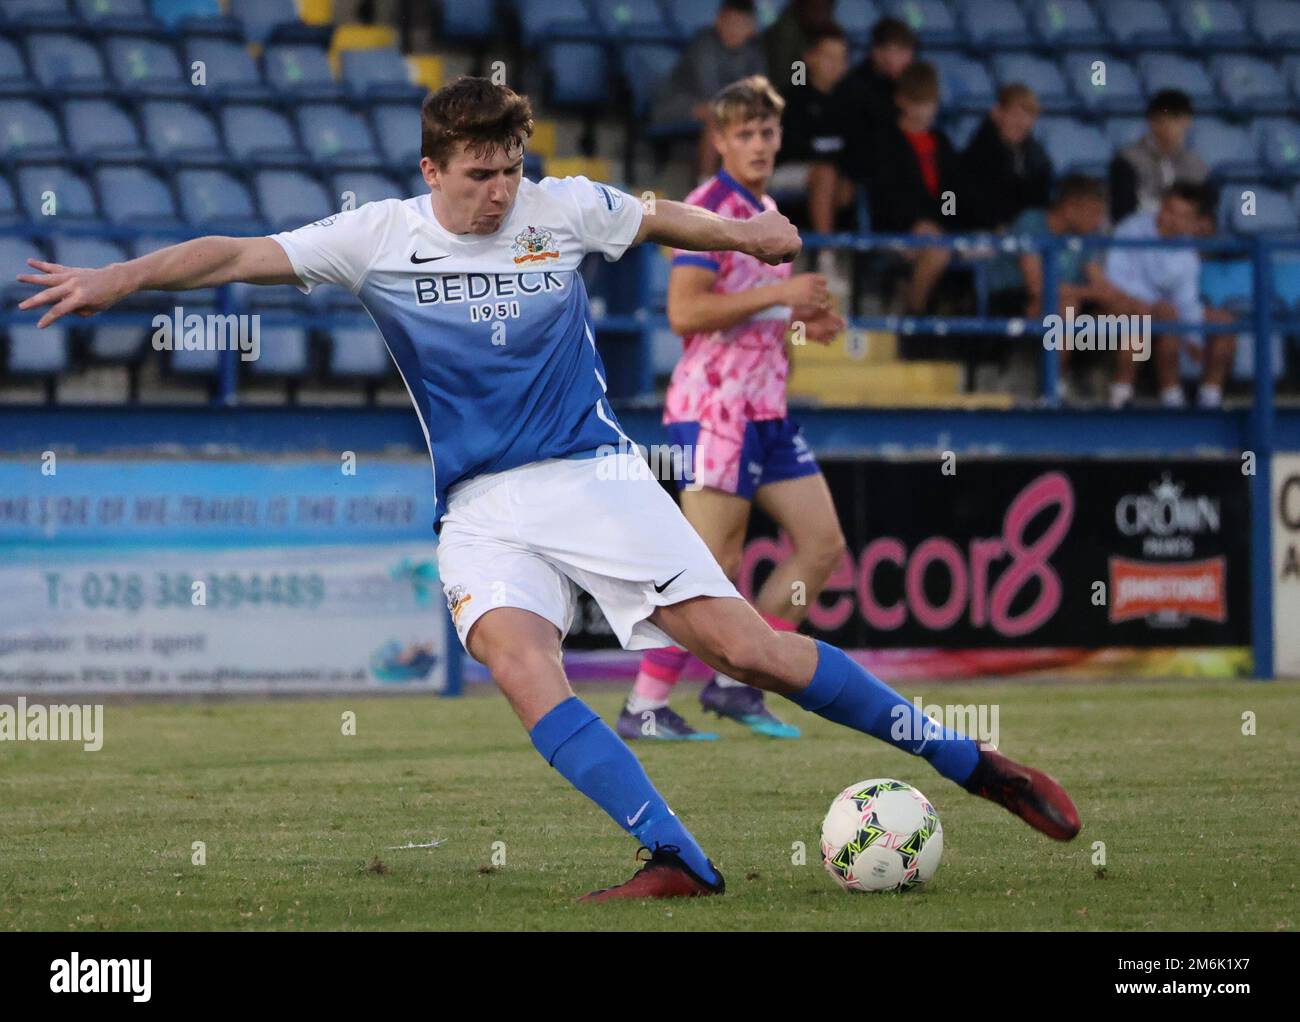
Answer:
[713, 115, 782, 192]
[423, 143, 524, 235]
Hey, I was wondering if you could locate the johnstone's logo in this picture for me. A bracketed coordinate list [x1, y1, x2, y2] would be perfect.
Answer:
[511, 225, 560, 264]
[1042, 306, 1150, 362]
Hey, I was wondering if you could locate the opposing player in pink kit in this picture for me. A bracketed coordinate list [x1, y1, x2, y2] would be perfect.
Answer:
[618, 76, 848, 742]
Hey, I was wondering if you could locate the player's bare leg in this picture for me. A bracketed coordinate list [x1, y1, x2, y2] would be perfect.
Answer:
[468, 606, 725, 900]
[751, 473, 848, 624]
[650, 596, 1082, 841]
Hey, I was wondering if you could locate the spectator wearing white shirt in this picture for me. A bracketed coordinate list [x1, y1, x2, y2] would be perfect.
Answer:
[1105, 181, 1226, 409]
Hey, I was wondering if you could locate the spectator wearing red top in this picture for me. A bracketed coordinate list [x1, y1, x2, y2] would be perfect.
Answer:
[865, 61, 960, 314]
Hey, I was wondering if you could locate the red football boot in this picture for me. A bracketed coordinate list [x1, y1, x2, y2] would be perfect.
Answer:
[963, 743, 1082, 841]
[579, 846, 725, 902]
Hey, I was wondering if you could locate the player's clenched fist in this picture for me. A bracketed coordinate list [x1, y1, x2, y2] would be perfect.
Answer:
[742, 209, 801, 265]
[783, 273, 830, 309]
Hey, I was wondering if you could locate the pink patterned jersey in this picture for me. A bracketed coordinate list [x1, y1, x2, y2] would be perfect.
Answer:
[662, 170, 793, 438]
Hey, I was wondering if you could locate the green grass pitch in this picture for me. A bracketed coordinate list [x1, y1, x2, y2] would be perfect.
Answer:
[3, 679, 1297, 931]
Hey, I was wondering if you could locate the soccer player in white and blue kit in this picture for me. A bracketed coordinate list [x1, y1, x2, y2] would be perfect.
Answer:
[18, 78, 1080, 900]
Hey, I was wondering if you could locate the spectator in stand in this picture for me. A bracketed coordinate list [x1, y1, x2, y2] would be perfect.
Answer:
[651, 0, 766, 178]
[769, 24, 851, 230]
[959, 84, 1053, 232]
[865, 60, 960, 315]
[763, 0, 836, 93]
[1109, 89, 1209, 223]
[1105, 181, 1229, 409]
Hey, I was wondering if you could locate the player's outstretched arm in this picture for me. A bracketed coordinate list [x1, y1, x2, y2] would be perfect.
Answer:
[634, 199, 801, 265]
[16, 236, 299, 329]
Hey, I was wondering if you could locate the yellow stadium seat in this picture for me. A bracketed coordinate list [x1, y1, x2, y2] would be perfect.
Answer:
[298, 0, 333, 26]
[544, 156, 614, 183]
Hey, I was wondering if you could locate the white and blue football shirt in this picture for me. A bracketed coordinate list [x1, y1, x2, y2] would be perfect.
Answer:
[269, 176, 644, 529]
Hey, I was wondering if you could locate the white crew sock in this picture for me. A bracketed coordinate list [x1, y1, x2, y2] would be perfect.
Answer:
[1197, 384, 1223, 408]
[1109, 382, 1134, 408]
[1160, 385, 1187, 408]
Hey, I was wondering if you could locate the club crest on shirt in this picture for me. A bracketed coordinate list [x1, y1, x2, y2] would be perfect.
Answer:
[512, 226, 560, 264]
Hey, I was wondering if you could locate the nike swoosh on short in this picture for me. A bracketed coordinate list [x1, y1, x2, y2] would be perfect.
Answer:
[626, 800, 651, 827]
[653, 570, 685, 594]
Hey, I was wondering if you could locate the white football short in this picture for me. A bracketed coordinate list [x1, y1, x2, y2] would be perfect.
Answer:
[435, 448, 742, 654]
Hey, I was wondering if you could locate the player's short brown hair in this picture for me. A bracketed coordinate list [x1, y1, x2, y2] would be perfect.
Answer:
[420, 75, 535, 166]
[711, 75, 786, 131]
[896, 60, 939, 102]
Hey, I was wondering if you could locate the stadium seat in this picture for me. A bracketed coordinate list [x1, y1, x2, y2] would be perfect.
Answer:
[620, 43, 680, 118]
[1105, 116, 1147, 149]
[1252, 118, 1300, 182]
[93, 165, 181, 226]
[0, 37, 31, 97]
[0, 99, 65, 163]
[1220, 183, 1298, 234]
[5, 324, 69, 383]
[370, 102, 423, 170]
[51, 236, 130, 276]
[329, 170, 405, 209]
[74, 0, 161, 34]
[882, 0, 961, 46]
[1063, 53, 1145, 113]
[661, 0, 719, 43]
[184, 36, 274, 101]
[175, 168, 263, 233]
[25, 32, 115, 96]
[990, 53, 1071, 112]
[1030, 0, 1108, 47]
[220, 105, 300, 167]
[339, 48, 424, 101]
[1100, 0, 1181, 49]
[326, 323, 392, 386]
[1190, 118, 1262, 179]
[265, 44, 346, 99]
[545, 42, 610, 108]
[229, 0, 324, 44]
[1036, 119, 1113, 175]
[516, 0, 602, 46]
[1248, 0, 1300, 47]
[592, 0, 675, 41]
[246, 325, 311, 379]
[62, 98, 152, 163]
[836, 1, 880, 44]
[140, 100, 227, 165]
[946, 114, 982, 150]
[254, 169, 335, 231]
[1211, 55, 1291, 114]
[1176, 0, 1254, 50]
[105, 35, 190, 98]
[0, 0, 79, 30]
[0, 235, 44, 301]
[295, 104, 384, 170]
[931, 52, 994, 114]
[1136, 53, 1221, 112]
[16, 164, 99, 220]
[438, 0, 494, 43]
[954, 0, 1033, 48]
[1200, 256, 1253, 306]
[1273, 254, 1300, 310]
[0, 173, 19, 224]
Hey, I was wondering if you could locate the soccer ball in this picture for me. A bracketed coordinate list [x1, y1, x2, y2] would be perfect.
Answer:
[820, 778, 943, 892]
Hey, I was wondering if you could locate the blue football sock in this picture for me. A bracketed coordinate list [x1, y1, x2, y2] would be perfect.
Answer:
[529, 696, 718, 884]
[790, 641, 981, 785]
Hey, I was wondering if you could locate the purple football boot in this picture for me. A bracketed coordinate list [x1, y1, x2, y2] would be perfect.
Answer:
[615, 703, 719, 741]
[699, 678, 801, 738]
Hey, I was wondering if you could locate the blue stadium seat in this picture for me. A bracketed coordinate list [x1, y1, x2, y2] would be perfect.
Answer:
[1286, 55, 1300, 103]
[26, 32, 114, 96]
[1220, 183, 1298, 234]
[621, 43, 680, 118]
[295, 104, 384, 169]
[1036, 118, 1113, 175]
[140, 100, 227, 165]
[1105, 116, 1147, 149]
[0, 0, 79, 30]
[152, 0, 229, 31]
[1252, 118, 1300, 182]
[954, 0, 1032, 48]
[1063, 53, 1145, 113]
[1, 235, 45, 301]
[837, 1, 881, 44]
[932, 51, 994, 113]
[175, 168, 262, 232]
[1211, 55, 1290, 114]
[991, 53, 1071, 112]
[1101, 0, 1181, 48]
[229, 0, 323, 44]
[370, 102, 422, 169]
[246, 325, 310, 378]
[62, 98, 150, 163]
[51, 237, 147, 365]
[0, 99, 65, 163]
[185, 36, 274, 101]
[339, 49, 424, 101]
[545, 42, 609, 108]
[1273, 254, 1300, 310]
[326, 323, 392, 381]
[661, 0, 719, 43]
[1136, 53, 1221, 112]
[220, 105, 301, 167]
[1191, 118, 1261, 178]
[93, 165, 181, 226]
[0, 37, 31, 97]
[5, 324, 69, 379]
[593, 0, 675, 41]
[439, 0, 494, 42]
[105, 35, 190, 98]
[16, 164, 99, 220]
[264, 44, 345, 99]
[329, 171, 405, 209]
[254, 169, 334, 231]
[166, 324, 222, 378]
[882, 0, 961, 46]
[52, 236, 130, 273]
[516, 0, 601, 45]
[74, 0, 161, 34]
[1248, 0, 1300, 46]
[1176, 0, 1254, 49]
[1031, 0, 1108, 47]
[0, 173, 19, 224]
[946, 114, 981, 149]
